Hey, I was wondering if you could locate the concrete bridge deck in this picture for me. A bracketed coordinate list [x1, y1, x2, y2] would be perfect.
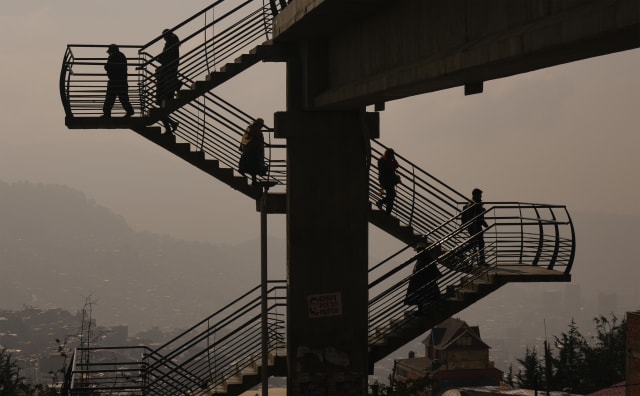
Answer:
[272, 0, 640, 109]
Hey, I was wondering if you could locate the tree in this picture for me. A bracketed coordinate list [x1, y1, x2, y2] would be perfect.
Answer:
[0, 348, 28, 396]
[543, 339, 554, 393]
[516, 346, 544, 390]
[505, 363, 515, 387]
[551, 319, 588, 393]
[582, 314, 627, 391]
[515, 314, 628, 394]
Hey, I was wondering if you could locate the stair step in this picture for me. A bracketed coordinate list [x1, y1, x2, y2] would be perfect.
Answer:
[220, 62, 244, 74]
[202, 158, 220, 171]
[174, 142, 191, 154]
[208, 68, 233, 81]
[249, 40, 273, 55]
[251, 41, 291, 62]
[176, 89, 198, 102]
[159, 131, 176, 144]
[187, 150, 205, 163]
[234, 53, 259, 65]
[456, 288, 478, 299]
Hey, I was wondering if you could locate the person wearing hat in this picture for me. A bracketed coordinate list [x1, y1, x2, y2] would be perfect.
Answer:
[238, 118, 267, 183]
[466, 188, 489, 266]
[102, 44, 134, 118]
[157, 29, 180, 133]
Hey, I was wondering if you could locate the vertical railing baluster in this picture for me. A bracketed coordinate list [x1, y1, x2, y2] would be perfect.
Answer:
[408, 165, 416, 227]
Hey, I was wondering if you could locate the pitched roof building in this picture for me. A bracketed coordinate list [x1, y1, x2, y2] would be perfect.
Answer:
[394, 318, 503, 395]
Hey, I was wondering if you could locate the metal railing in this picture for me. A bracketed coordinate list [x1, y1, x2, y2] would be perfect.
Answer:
[60, 0, 576, 392]
[66, 281, 286, 396]
[59, 0, 277, 121]
[369, 139, 470, 247]
[60, 45, 145, 118]
[66, 345, 153, 395]
[367, 202, 575, 346]
[137, 0, 277, 117]
[162, 89, 287, 188]
[143, 281, 286, 396]
[64, 201, 574, 394]
[59, 0, 286, 188]
[60, 44, 286, 188]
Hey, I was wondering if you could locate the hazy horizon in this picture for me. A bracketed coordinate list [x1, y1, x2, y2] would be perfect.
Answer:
[0, 2, 639, 336]
[1, 179, 638, 335]
[0, 2, 638, 247]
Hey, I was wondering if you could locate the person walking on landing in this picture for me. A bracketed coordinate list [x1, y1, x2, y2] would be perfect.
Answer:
[102, 44, 134, 118]
[376, 148, 400, 215]
[465, 188, 489, 266]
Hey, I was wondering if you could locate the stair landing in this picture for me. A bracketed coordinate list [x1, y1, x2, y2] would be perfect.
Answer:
[492, 263, 570, 283]
[65, 116, 148, 130]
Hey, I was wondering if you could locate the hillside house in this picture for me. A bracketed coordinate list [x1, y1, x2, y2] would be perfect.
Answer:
[394, 318, 503, 395]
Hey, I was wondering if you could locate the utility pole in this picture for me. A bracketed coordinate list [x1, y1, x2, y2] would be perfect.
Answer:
[259, 182, 275, 396]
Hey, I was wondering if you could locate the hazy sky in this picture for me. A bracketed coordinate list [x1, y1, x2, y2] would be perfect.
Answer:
[0, 1, 638, 254]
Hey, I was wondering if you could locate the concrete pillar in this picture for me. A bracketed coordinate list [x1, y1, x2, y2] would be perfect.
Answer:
[275, 110, 378, 396]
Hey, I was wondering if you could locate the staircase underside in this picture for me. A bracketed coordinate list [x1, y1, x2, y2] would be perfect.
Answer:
[368, 263, 570, 365]
[490, 264, 570, 283]
[369, 206, 422, 244]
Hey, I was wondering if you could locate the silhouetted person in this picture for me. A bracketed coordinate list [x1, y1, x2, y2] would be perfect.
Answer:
[238, 118, 267, 183]
[157, 29, 180, 134]
[376, 148, 400, 215]
[465, 188, 489, 266]
[269, 0, 289, 16]
[405, 244, 442, 314]
[102, 44, 134, 118]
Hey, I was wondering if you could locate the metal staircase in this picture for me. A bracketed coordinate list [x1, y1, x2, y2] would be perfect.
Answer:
[59, 1, 576, 394]
[63, 201, 574, 395]
[65, 282, 288, 396]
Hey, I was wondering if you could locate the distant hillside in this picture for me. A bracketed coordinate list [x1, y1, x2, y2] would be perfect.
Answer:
[0, 181, 285, 333]
[1, 181, 638, 336]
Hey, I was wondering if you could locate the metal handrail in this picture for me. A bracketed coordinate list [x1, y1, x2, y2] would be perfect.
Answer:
[160, 89, 287, 188]
[59, 45, 145, 118]
[64, 201, 574, 394]
[60, 0, 276, 120]
[143, 281, 286, 395]
[59, 1, 577, 393]
[59, 44, 286, 189]
[367, 202, 575, 346]
[370, 139, 470, 252]
[67, 346, 154, 394]
[136, 1, 273, 118]
[64, 282, 286, 396]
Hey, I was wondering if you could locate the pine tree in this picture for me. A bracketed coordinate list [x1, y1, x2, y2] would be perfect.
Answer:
[551, 318, 588, 393]
[543, 339, 554, 393]
[515, 315, 627, 394]
[505, 363, 515, 387]
[0, 348, 24, 396]
[516, 346, 544, 389]
[582, 315, 627, 391]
